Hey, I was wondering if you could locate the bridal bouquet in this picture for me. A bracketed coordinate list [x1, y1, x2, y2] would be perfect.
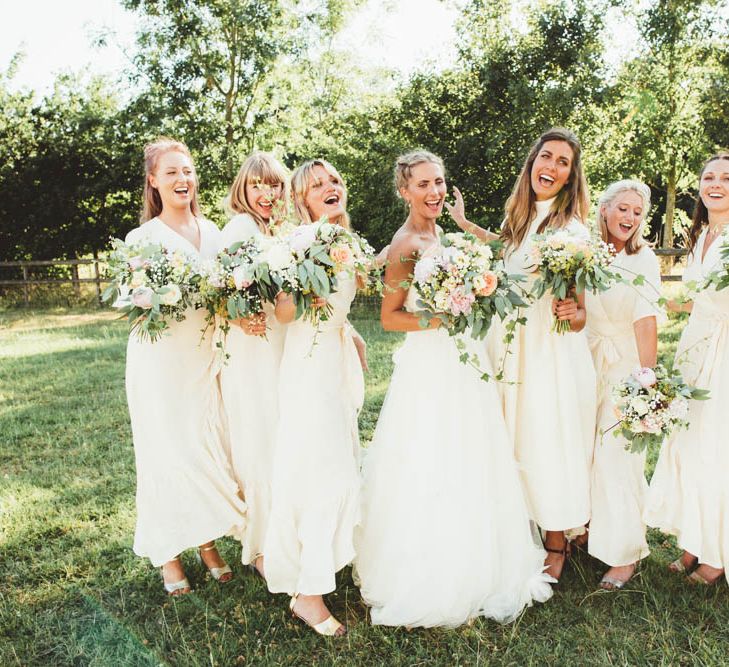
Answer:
[412, 232, 528, 380]
[609, 364, 710, 453]
[197, 238, 272, 337]
[102, 238, 201, 342]
[530, 224, 615, 333]
[271, 218, 377, 324]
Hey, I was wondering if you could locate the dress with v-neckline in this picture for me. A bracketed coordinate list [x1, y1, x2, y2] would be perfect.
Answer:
[123, 216, 246, 567]
[153, 216, 202, 254]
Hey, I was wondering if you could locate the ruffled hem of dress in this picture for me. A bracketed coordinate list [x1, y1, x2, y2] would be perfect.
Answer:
[135, 518, 247, 568]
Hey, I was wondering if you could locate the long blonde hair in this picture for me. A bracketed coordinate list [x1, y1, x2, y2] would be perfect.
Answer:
[291, 159, 351, 229]
[501, 127, 589, 248]
[597, 179, 651, 255]
[141, 137, 201, 223]
[224, 151, 289, 234]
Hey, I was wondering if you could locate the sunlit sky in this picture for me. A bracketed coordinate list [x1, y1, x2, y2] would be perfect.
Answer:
[0, 0, 460, 94]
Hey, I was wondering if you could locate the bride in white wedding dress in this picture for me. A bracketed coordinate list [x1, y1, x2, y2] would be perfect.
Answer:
[354, 151, 554, 628]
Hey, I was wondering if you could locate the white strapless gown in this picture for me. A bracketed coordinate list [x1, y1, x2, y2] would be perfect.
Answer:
[354, 271, 554, 628]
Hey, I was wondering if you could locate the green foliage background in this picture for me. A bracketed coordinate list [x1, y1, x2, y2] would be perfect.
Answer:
[1, 0, 728, 261]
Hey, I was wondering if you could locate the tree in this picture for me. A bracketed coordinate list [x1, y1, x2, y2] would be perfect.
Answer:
[586, 0, 729, 246]
[122, 0, 361, 183]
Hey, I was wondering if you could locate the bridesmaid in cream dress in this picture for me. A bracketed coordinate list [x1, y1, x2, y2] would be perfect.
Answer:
[585, 180, 664, 590]
[355, 151, 553, 629]
[126, 138, 246, 595]
[218, 152, 289, 577]
[450, 128, 597, 581]
[646, 153, 729, 586]
[263, 159, 367, 636]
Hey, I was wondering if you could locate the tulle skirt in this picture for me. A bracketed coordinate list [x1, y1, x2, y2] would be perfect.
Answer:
[354, 328, 553, 628]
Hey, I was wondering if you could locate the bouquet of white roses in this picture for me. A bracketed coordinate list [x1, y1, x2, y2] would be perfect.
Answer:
[102, 238, 201, 342]
[270, 218, 377, 324]
[609, 364, 710, 454]
[198, 238, 273, 338]
[412, 232, 528, 380]
[530, 224, 615, 333]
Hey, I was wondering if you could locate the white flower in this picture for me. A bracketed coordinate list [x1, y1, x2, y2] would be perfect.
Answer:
[414, 257, 437, 284]
[130, 270, 147, 288]
[232, 265, 253, 290]
[632, 367, 657, 388]
[131, 286, 154, 309]
[264, 241, 295, 272]
[631, 397, 650, 417]
[288, 224, 317, 252]
[158, 283, 182, 305]
[667, 397, 689, 421]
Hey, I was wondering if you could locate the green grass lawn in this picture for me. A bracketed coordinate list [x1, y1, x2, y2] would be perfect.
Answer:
[0, 305, 727, 666]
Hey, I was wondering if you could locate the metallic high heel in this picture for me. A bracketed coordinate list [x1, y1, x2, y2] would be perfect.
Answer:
[196, 543, 233, 583]
[161, 556, 191, 596]
[289, 594, 346, 637]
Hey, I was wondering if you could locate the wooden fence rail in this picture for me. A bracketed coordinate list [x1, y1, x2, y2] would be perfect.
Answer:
[0, 248, 690, 306]
[0, 257, 107, 305]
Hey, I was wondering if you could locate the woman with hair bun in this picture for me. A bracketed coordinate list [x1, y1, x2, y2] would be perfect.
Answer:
[354, 150, 553, 629]
[646, 153, 729, 586]
[585, 180, 664, 589]
[218, 152, 289, 578]
[125, 137, 246, 595]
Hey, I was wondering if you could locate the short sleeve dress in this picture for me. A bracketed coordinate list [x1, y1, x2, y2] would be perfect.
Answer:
[585, 245, 664, 566]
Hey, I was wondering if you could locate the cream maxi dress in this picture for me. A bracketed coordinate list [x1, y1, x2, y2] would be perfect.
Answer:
[645, 229, 729, 583]
[585, 246, 664, 566]
[263, 274, 364, 595]
[218, 214, 286, 566]
[125, 217, 246, 567]
[354, 250, 554, 629]
[487, 198, 597, 532]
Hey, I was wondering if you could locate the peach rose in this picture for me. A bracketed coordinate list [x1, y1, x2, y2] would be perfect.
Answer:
[476, 271, 498, 297]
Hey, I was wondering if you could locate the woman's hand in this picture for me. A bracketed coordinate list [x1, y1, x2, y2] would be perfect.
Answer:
[275, 292, 295, 324]
[312, 296, 327, 309]
[235, 313, 267, 336]
[553, 297, 578, 322]
[444, 186, 469, 231]
[552, 291, 587, 332]
[351, 328, 369, 372]
[444, 187, 498, 242]
[666, 298, 693, 314]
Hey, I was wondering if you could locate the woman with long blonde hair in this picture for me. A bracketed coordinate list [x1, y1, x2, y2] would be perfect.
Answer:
[585, 180, 664, 589]
[125, 137, 246, 595]
[218, 152, 289, 577]
[263, 159, 367, 636]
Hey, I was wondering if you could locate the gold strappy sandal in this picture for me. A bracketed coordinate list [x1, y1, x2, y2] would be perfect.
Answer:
[161, 556, 191, 596]
[197, 543, 233, 583]
[289, 594, 346, 637]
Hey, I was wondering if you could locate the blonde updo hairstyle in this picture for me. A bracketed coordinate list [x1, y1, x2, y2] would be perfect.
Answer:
[224, 151, 289, 235]
[291, 159, 350, 229]
[141, 136, 201, 223]
[394, 150, 445, 199]
[597, 179, 651, 255]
